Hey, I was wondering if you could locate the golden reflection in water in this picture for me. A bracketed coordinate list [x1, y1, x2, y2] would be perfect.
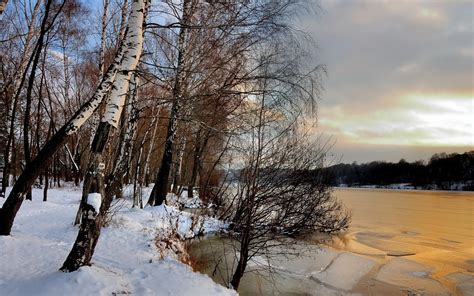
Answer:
[333, 188, 474, 273]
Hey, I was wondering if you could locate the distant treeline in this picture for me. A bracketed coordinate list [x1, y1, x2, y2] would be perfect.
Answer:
[322, 151, 474, 191]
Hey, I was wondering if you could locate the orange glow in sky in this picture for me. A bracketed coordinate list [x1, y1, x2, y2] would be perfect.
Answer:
[303, 0, 473, 163]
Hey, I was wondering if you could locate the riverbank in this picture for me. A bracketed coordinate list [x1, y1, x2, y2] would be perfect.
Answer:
[189, 188, 474, 295]
[190, 233, 474, 295]
[336, 183, 473, 191]
[0, 186, 236, 296]
[1, 186, 472, 295]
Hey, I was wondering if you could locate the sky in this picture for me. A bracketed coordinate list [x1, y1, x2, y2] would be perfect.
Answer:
[302, 0, 473, 163]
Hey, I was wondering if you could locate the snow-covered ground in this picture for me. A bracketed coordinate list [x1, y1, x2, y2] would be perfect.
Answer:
[0, 186, 236, 296]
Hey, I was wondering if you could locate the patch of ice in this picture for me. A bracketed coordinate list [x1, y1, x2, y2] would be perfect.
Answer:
[446, 272, 474, 296]
[411, 271, 429, 277]
[376, 258, 450, 295]
[310, 252, 376, 291]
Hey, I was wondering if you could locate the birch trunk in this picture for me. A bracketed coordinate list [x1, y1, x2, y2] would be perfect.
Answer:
[142, 106, 159, 187]
[1, 0, 41, 197]
[0, 9, 132, 235]
[119, 0, 129, 41]
[61, 0, 147, 272]
[22, 0, 54, 201]
[98, 0, 109, 81]
[148, 0, 193, 206]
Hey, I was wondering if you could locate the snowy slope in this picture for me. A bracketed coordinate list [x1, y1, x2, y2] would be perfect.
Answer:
[0, 186, 236, 296]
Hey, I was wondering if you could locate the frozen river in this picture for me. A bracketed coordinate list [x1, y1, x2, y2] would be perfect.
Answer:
[331, 188, 473, 272]
[190, 188, 474, 295]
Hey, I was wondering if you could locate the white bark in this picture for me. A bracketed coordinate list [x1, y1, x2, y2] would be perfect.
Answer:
[142, 107, 159, 181]
[65, 41, 127, 135]
[114, 74, 139, 176]
[98, 0, 109, 81]
[101, 0, 146, 128]
[4, 0, 41, 160]
[119, 0, 129, 41]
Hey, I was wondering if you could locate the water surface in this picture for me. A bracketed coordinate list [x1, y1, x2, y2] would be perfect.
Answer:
[332, 188, 474, 272]
[190, 188, 474, 295]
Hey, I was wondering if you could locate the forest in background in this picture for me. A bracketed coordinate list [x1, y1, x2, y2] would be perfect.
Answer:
[323, 151, 474, 191]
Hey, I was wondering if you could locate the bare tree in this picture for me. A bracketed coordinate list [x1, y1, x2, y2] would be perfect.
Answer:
[0, 0, 132, 236]
[145, 0, 299, 206]
[216, 81, 350, 289]
[61, 0, 148, 272]
[1, 0, 41, 197]
[200, 10, 348, 287]
[146, 0, 194, 206]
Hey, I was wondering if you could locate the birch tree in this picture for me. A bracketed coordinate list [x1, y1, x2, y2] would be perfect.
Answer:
[1, 0, 41, 197]
[144, 0, 311, 206]
[0, 1, 133, 236]
[61, 0, 147, 272]
[147, 0, 193, 206]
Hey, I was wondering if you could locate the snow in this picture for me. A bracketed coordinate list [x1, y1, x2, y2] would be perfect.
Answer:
[86, 193, 101, 213]
[166, 190, 203, 209]
[0, 187, 236, 296]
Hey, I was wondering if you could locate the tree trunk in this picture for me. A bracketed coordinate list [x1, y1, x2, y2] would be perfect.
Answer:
[142, 106, 159, 187]
[98, 0, 109, 80]
[230, 232, 250, 290]
[61, 154, 105, 272]
[172, 134, 186, 195]
[43, 167, 49, 202]
[188, 129, 203, 198]
[1, 0, 42, 197]
[0, 23, 130, 235]
[61, 0, 146, 271]
[133, 145, 143, 208]
[148, 0, 192, 206]
[23, 0, 51, 200]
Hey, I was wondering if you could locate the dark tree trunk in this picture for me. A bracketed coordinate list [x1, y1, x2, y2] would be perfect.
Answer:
[188, 130, 203, 198]
[230, 232, 250, 290]
[43, 167, 49, 202]
[148, 0, 192, 206]
[0, 22, 130, 235]
[0, 123, 73, 235]
[55, 155, 61, 187]
[43, 123, 52, 202]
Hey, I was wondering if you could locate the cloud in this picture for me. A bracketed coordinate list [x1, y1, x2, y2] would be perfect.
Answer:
[318, 93, 472, 146]
[302, 0, 473, 162]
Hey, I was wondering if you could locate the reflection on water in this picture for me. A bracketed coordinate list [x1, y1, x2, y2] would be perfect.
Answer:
[190, 188, 474, 295]
[333, 188, 474, 272]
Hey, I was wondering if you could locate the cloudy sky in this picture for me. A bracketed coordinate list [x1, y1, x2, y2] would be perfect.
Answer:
[302, 0, 473, 163]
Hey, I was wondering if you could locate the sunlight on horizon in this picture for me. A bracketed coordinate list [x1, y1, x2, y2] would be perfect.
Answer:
[319, 92, 473, 147]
